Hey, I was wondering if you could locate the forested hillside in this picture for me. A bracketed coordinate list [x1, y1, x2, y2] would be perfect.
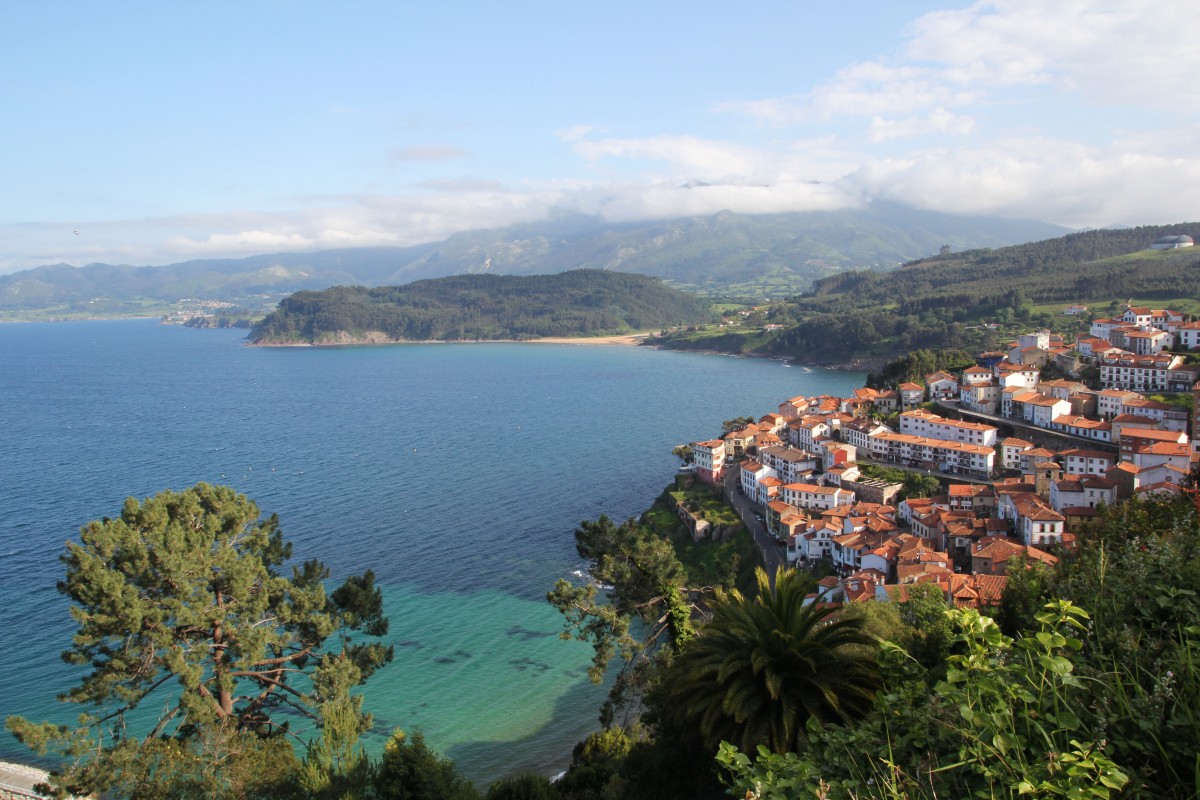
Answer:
[1, 205, 1066, 318]
[652, 223, 1200, 364]
[810, 223, 1200, 307]
[250, 269, 712, 344]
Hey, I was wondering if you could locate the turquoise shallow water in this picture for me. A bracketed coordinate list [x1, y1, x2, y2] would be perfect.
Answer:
[0, 319, 864, 786]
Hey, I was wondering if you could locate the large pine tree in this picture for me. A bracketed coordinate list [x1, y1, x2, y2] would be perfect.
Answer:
[7, 483, 393, 799]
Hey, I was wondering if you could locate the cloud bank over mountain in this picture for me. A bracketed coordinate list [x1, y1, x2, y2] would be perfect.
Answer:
[2, 1, 1197, 273]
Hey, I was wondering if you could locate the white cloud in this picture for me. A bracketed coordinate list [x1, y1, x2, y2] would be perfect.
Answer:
[808, 63, 978, 122]
[416, 177, 511, 193]
[904, 0, 1200, 106]
[555, 125, 594, 143]
[5, 1, 1199, 275]
[720, 0, 1200, 131]
[389, 145, 468, 162]
[566, 178, 861, 222]
[869, 109, 976, 143]
[570, 135, 764, 180]
[843, 136, 1200, 227]
[0, 172, 868, 272]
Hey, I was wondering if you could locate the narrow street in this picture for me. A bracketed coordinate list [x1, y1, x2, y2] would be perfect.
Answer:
[0, 761, 52, 798]
[937, 398, 1119, 454]
[723, 466, 785, 577]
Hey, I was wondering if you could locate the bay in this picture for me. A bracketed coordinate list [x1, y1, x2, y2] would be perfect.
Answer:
[0, 319, 864, 786]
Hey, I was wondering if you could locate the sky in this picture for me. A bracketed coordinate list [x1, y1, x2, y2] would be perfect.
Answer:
[2, 0, 1198, 274]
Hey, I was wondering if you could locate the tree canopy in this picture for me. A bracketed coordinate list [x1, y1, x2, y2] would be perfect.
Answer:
[668, 567, 880, 755]
[251, 269, 713, 344]
[653, 223, 1200, 363]
[6, 483, 393, 799]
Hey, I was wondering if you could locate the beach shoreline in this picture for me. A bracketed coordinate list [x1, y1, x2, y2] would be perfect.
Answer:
[250, 332, 654, 347]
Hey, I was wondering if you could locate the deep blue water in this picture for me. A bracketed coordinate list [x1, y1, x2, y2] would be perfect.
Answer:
[0, 319, 864, 785]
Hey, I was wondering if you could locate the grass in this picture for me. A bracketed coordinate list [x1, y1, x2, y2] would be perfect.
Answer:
[1028, 296, 1200, 319]
[646, 478, 758, 592]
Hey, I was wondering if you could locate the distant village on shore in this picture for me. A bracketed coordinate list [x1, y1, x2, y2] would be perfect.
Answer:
[677, 300, 1200, 610]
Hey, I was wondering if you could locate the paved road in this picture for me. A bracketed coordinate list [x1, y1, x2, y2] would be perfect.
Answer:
[723, 467, 786, 578]
[0, 761, 52, 798]
[937, 399, 1119, 453]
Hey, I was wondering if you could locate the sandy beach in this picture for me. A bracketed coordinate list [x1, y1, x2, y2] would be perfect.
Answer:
[517, 333, 650, 346]
[252, 332, 655, 347]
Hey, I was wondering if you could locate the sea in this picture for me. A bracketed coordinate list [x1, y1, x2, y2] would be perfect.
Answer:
[0, 319, 865, 787]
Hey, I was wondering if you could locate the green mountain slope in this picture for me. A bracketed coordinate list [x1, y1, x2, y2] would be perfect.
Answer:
[811, 223, 1200, 306]
[250, 269, 713, 344]
[390, 205, 1067, 290]
[651, 223, 1200, 364]
[0, 205, 1067, 315]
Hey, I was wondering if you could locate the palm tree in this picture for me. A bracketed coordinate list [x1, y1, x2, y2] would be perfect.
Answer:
[670, 566, 880, 754]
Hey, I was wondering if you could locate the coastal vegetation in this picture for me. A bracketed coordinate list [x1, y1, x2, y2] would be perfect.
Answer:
[854, 463, 943, 500]
[4, 484, 395, 799]
[862, 348, 974, 390]
[548, 478, 757, 694]
[549, 484, 1200, 800]
[667, 568, 881, 755]
[249, 270, 713, 344]
[8, 455, 1200, 798]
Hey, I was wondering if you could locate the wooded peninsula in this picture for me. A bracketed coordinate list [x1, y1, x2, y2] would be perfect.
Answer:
[249, 269, 713, 345]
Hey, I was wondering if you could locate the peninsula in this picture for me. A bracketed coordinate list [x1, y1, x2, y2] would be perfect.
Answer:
[248, 269, 712, 346]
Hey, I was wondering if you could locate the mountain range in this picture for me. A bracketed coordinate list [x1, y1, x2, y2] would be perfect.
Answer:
[0, 204, 1069, 313]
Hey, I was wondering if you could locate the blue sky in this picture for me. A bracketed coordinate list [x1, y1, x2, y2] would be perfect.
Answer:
[2, 0, 1197, 273]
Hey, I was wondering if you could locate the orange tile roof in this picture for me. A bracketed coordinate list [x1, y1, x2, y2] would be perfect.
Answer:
[1122, 428, 1188, 442]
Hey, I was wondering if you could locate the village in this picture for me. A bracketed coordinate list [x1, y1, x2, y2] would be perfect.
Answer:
[679, 303, 1200, 610]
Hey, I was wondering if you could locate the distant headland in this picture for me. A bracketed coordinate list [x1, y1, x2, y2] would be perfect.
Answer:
[247, 269, 711, 346]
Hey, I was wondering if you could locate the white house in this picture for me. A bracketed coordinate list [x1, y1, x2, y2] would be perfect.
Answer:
[788, 416, 830, 451]
[1121, 398, 1189, 432]
[1123, 328, 1172, 355]
[996, 363, 1041, 389]
[1050, 476, 1118, 513]
[1177, 321, 1200, 351]
[925, 371, 959, 401]
[1058, 448, 1117, 476]
[841, 418, 892, 451]
[739, 461, 777, 505]
[899, 409, 998, 447]
[1000, 437, 1034, 471]
[961, 365, 993, 385]
[959, 381, 1001, 415]
[1004, 390, 1070, 428]
[1096, 389, 1142, 418]
[898, 382, 925, 408]
[781, 482, 854, 511]
[758, 444, 819, 484]
[1100, 352, 1194, 393]
[690, 439, 726, 485]
[1001, 492, 1066, 548]
[870, 432, 994, 477]
[1050, 414, 1112, 443]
